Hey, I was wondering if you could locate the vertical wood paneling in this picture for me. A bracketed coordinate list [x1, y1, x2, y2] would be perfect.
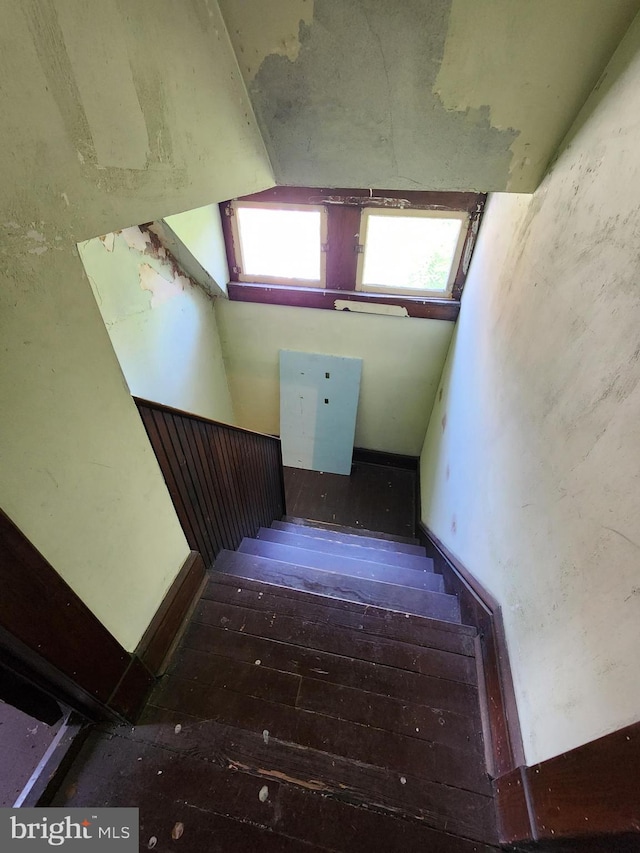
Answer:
[135, 399, 286, 568]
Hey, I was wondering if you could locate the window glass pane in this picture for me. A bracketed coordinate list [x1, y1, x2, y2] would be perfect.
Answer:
[361, 214, 462, 291]
[236, 206, 321, 281]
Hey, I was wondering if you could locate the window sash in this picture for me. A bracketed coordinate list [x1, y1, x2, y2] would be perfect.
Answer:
[230, 201, 328, 288]
[355, 208, 470, 298]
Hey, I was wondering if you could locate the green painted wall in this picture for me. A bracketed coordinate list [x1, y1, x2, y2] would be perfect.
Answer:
[78, 227, 235, 425]
[216, 300, 453, 457]
[164, 205, 230, 297]
[0, 0, 273, 651]
[420, 11, 640, 764]
[220, 0, 639, 191]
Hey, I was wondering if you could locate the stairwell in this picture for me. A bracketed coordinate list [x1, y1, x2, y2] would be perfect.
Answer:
[53, 513, 500, 851]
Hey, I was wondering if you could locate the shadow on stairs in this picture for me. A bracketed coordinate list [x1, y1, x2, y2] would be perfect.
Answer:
[51, 516, 501, 851]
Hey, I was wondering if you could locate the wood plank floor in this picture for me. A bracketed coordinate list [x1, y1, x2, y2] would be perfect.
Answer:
[51, 572, 499, 851]
[284, 463, 416, 539]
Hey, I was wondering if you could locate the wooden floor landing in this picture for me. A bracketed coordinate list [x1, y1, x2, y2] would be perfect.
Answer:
[52, 570, 499, 851]
[284, 462, 417, 539]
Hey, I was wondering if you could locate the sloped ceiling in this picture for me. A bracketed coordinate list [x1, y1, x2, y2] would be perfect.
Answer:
[219, 0, 640, 192]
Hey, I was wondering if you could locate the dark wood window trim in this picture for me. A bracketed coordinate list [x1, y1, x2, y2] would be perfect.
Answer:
[220, 188, 486, 320]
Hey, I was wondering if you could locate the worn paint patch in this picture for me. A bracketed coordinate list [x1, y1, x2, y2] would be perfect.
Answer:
[334, 300, 408, 317]
[245, 0, 516, 190]
[433, 0, 640, 191]
[54, 0, 150, 169]
[219, 0, 314, 82]
[122, 226, 151, 254]
[229, 760, 328, 792]
[139, 263, 186, 308]
[1, 222, 64, 259]
[99, 232, 116, 253]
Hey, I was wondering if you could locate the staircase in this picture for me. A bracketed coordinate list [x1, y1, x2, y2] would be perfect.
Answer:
[54, 515, 499, 851]
[217, 516, 462, 622]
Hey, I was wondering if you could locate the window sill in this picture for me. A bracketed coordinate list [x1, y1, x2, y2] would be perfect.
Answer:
[226, 282, 459, 321]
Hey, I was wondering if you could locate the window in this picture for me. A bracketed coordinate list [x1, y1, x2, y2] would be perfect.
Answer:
[221, 188, 485, 320]
[357, 208, 468, 297]
[231, 202, 327, 287]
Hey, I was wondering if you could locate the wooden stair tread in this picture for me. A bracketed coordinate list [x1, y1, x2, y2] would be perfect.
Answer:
[240, 537, 439, 591]
[283, 515, 420, 546]
[214, 550, 460, 623]
[51, 514, 497, 850]
[181, 620, 479, 718]
[201, 573, 477, 641]
[62, 721, 498, 851]
[192, 597, 476, 684]
[273, 519, 426, 555]
[124, 707, 495, 843]
[150, 674, 490, 793]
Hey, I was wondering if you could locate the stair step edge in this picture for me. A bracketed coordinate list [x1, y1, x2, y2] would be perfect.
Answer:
[272, 521, 426, 557]
[283, 516, 420, 546]
[239, 539, 441, 593]
[205, 566, 478, 636]
[213, 551, 461, 624]
[258, 528, 433, 571]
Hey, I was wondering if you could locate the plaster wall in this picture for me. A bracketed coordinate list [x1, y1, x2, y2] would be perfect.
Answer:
[164, 204, 230, 296]
[78, 227, 235, 425]
[220, 0, 639, 192]
[216, 300, 453, 456]
[420, 13, 640, 764]
[0, 0, 273, 651]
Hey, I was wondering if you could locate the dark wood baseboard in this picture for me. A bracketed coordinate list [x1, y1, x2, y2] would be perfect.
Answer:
[135, 550, 206, 675]
[0, 510, 141, 723]
[418, 523, 640, 850]
[352, 448, 419, 471]
[497, 719, 640, 850]
[0, 509, 204, 726]
[417, 523, 524, 778]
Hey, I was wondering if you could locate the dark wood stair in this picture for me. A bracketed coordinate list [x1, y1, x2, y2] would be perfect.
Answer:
[51, 517, 499, 851]
[216, 519, 461, 622]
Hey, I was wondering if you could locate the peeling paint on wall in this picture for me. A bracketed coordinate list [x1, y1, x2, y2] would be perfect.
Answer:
[0, 0, 272, 656]
[77, 225, 236, 427]
[221, 0, 639, 192]
[121, 226, 151, 254]
[420, 11, 640, 764]
[139, 263, 187, 308]
[1, 220, 64, 261]
[433, 0, 640, 191]
[240, 0, 516, 190]
[219, 0, 314, 82]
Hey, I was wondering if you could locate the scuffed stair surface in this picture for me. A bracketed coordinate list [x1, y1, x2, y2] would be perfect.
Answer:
[215, 550, 459, 622]
[241, 537, 439, 589]
[284, 515, 420, 546]
[256, 527, 432, 570]
[50, 516, 498, 851]
[218, 516, 461, 623]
